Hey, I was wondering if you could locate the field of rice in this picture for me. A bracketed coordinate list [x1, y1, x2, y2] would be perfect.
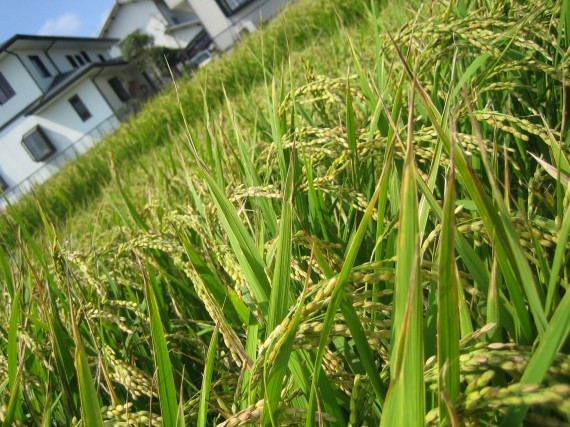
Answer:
[1, 0, 569, 425]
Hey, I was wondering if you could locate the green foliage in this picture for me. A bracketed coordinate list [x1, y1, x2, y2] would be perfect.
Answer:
[120, 32, 180, 77]
[121, 32, 154, 68]
[1, 0, 570, 425]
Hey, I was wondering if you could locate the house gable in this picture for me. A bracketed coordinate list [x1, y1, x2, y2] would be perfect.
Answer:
[100, 0, 203, 57]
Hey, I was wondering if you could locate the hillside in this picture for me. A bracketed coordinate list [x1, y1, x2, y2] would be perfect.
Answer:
[1, 0, 569, 425]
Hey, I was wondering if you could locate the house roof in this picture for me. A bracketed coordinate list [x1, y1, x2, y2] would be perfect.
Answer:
[99, 0, 201, 42]
[0, 59, 127, 133]
[0, 34, 119, 55]
[99, 0, 160, 38]
[24, 59, 127, 115]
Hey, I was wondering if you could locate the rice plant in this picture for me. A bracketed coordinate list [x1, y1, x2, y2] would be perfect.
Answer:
[0, 0, 569, 425]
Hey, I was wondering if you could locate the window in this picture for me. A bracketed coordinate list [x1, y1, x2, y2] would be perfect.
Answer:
[81, 51, 91, 63]
[0, 174, 8, 191]
[215, 0, 254, 15]
[67, 55, 78, 68]
[108, 77, 130, 102]
[29, 55, 51, 77]
[69, 95, 92, 121]
[75, 54, 85, 66]
[22, 127, 55, 162]
[98, 54, 106, 62]
[0, 72, 15, 105]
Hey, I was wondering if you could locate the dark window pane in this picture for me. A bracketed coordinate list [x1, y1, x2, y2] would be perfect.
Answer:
[75, 54, 85, 66]
[81, 51, 91, 62]
[0, 72, 16, 104]
[215, 0, 253, 15]
[69, 95, 92, 121]
[0, 174, 8, 191]
[22, 126, 55, 162]
[98, 54, 106, 62]
[108, 77, 130, 102]
[29, 55, 51, 77]
[67, 55, 78, 68]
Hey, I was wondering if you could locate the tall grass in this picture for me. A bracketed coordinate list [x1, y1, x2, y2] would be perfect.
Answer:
[1, 0, 569, 425]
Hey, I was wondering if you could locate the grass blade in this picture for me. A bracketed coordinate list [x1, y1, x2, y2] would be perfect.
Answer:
[195, 158, 271, 314]
[73, 324, 104, 427]
[305, 136, 396, 427]
[145, 268, 178, 427]
[2, 366, 23, 427]
[262, 286, 307, 426]
[7, 286, 22, 423]
[198, 326, 219, 427]
[381, 90, 425, 427]
[545, 190, 570, 314]
[267, 154, 294, 335]
[437, 153, 460, 423]
[500, 287, 570, 426]
[388, 31, 546, 340]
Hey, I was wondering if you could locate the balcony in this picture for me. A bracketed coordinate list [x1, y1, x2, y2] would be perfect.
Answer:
[163, 0, 195, 13]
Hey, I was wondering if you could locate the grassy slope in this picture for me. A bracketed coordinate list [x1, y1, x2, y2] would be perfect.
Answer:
[0, 0, 377, 248]
[1, 0, 570, 426]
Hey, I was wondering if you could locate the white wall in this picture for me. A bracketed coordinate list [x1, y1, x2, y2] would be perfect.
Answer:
[47, 47, 112, 74]
[93, 66, 151, 112]
[187, 0, 291, 51]
[232, 0, 290, 27]
[0, 77, 117, 207]
[104, 1, 191, 57]
[0, 55, 43, 129]
[187, 0, 232, 51]
[15, 49, 58, 93]
[40, 78, 115, 136]
[167, 24, 203, 49]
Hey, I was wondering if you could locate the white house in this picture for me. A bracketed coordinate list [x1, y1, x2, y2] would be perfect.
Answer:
[99, 0, 210, 59]
[0, 34, 154, 208]
[169, 0, 294, 52]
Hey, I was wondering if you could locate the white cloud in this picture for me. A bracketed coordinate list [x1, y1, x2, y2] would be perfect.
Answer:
[38, 13, 82, 36]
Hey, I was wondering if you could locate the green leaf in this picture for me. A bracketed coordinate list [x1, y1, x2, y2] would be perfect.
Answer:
[267, 154, 295, 335]
[388, 31, 546, 341]
[146, 270, 178, 427]
[198, 164, 271, 315]
[437, 160, 460, 423]
[500, 287, 570, 426]
[7, 286, 22, 422]
[2, 366, 23, 427]
[381, 92, 425, 427]
[305, 140, 396, 427]
[545, 196, 570, 315]
[74, 327, 104, 427]
[198, 326, 219, 427]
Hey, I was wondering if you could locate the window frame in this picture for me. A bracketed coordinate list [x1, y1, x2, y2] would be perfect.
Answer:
[108, 77, 130, 103]
[215, 0, 255, 16]
[69, 94, 92, 122]
[67, 55, 78, 68]
[29, 55, 51, 77]
[21, 126, 55, 162]
[81, 51, 91, 63]
[0, 71, 16, 105]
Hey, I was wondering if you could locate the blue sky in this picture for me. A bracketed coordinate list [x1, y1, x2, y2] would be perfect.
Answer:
[0, 1, 116, 43]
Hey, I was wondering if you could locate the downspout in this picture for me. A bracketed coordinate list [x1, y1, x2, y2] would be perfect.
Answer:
[44, 40, 62, 74]
[5, 49, 44, 94]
